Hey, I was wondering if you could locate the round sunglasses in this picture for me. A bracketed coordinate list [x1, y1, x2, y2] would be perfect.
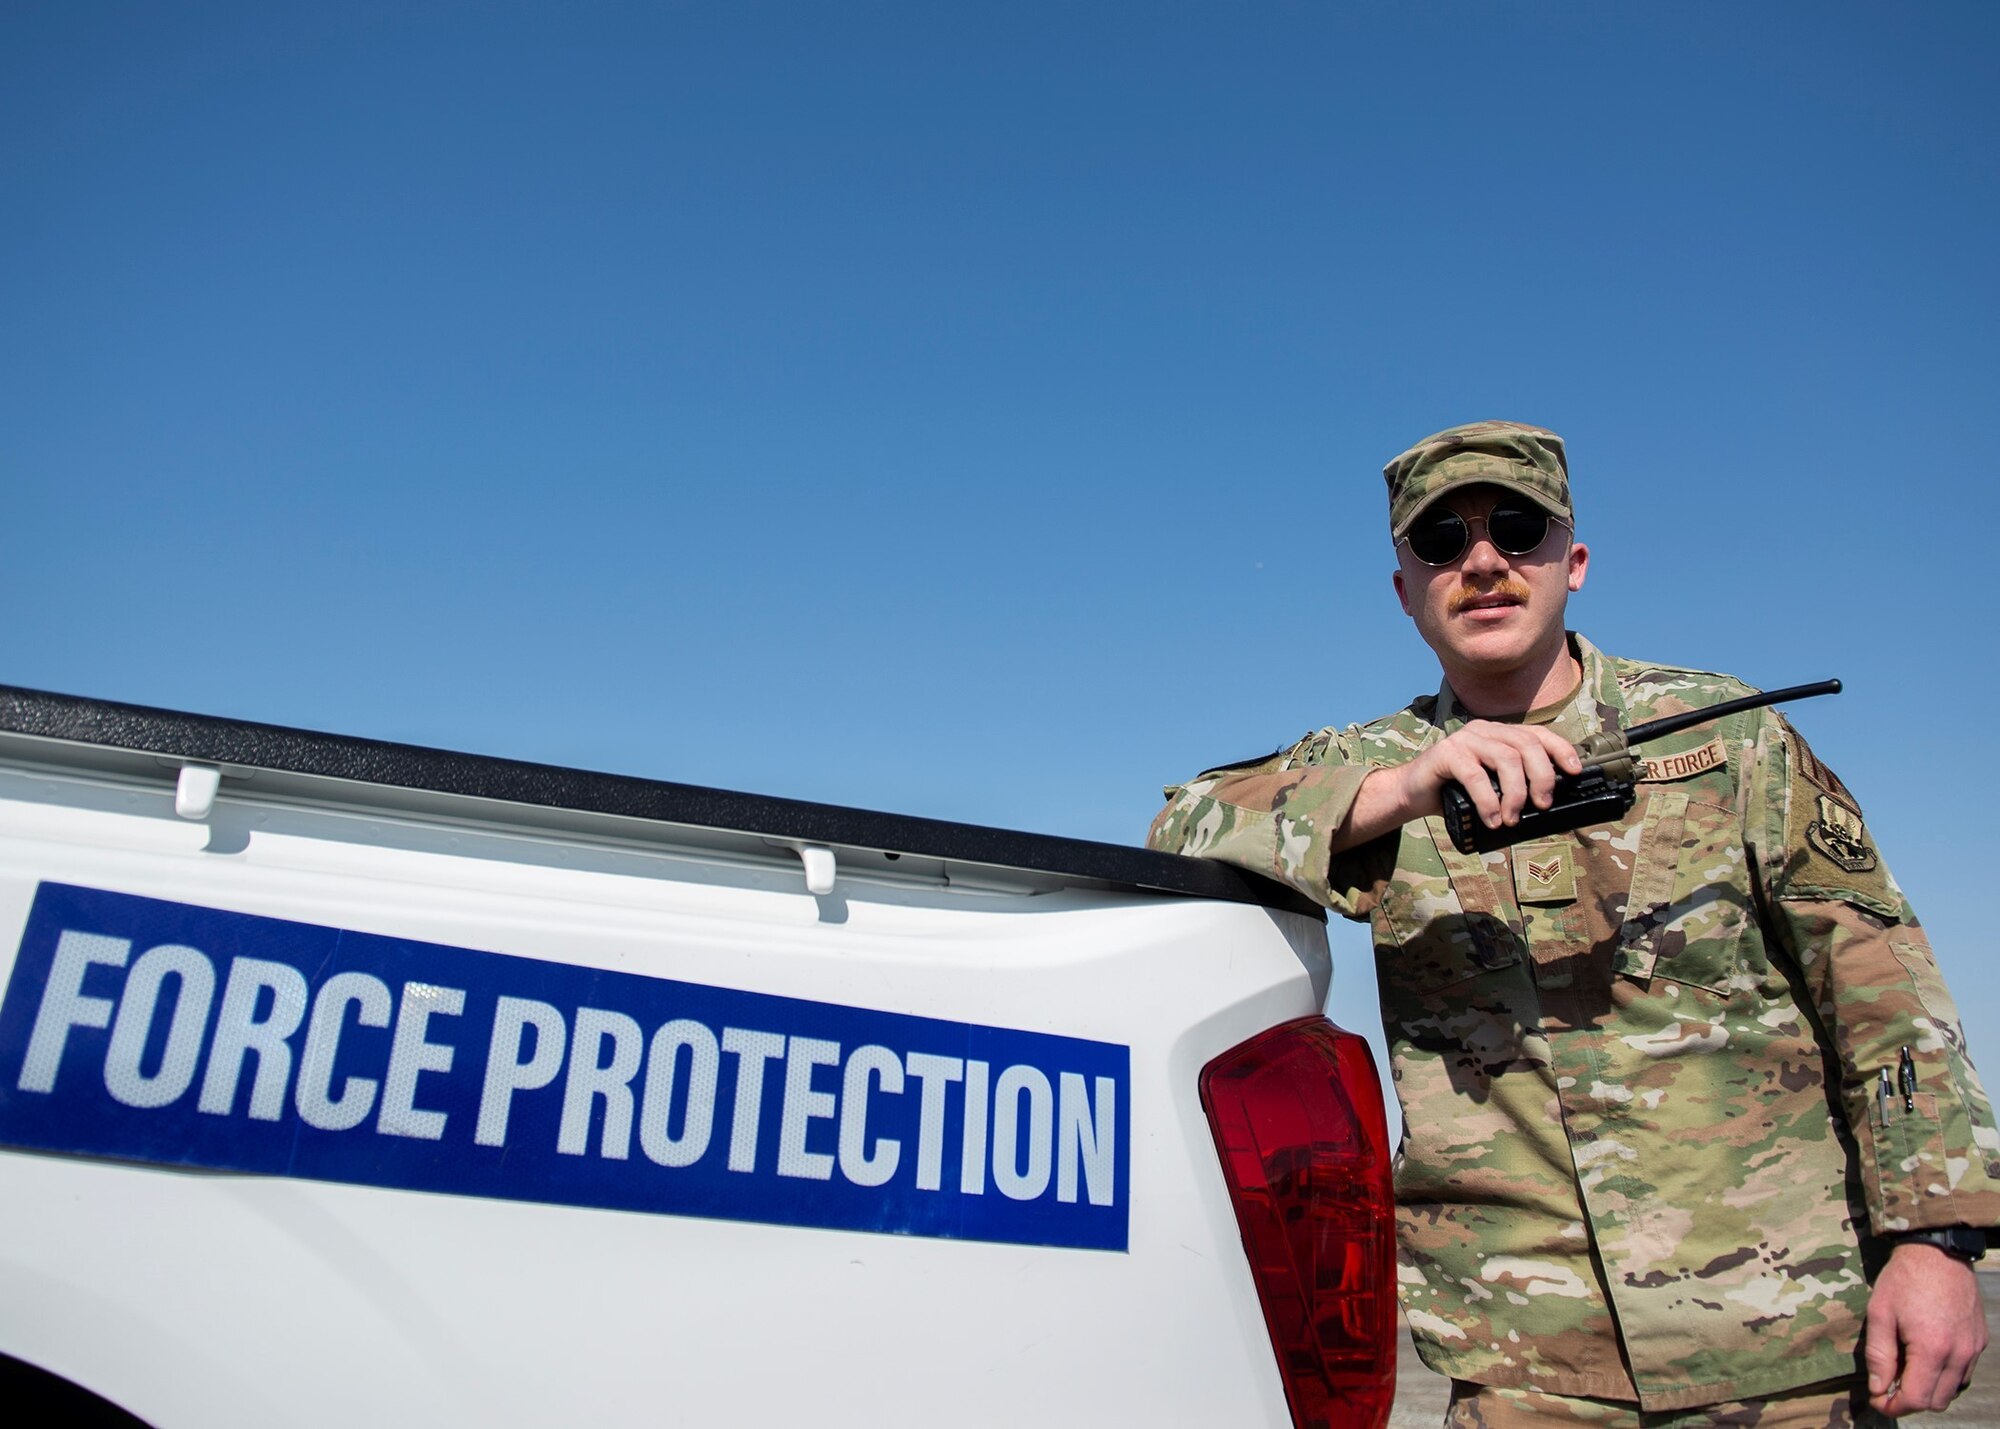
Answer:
[1399, 501, 1569, 566]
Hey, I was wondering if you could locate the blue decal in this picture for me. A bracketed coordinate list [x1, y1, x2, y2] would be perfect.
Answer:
[0, 884, 1128, 1250]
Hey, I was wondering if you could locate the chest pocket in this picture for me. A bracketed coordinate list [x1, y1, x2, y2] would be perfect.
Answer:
[1612, 786, 1753, 994]
[1374, 819, 1525, 996]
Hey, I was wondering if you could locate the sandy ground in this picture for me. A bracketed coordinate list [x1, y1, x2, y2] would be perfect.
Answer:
[1387, 1267, 2000, 1427]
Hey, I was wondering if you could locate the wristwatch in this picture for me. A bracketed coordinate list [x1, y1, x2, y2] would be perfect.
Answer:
[1891, 1226, 1988, 1263]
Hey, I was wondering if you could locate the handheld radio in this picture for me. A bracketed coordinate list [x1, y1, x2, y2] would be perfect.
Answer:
[1438, 679, 1843, 855]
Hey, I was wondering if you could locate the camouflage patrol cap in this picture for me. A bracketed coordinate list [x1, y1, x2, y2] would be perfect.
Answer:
[1383, 420, 1572, 539]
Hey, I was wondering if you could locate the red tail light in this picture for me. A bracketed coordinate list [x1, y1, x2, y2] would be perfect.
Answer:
[1201, 1016, 1397, 1429]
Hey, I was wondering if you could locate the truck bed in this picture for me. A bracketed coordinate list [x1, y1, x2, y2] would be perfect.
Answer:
[0, 687, 1387, 1428]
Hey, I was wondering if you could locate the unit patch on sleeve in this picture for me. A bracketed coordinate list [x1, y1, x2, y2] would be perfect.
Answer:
[1806, 793, 1878, 874]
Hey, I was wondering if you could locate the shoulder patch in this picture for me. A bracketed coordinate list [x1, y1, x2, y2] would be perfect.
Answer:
[1778, 720, 1899, 913]
[1806, 792, 1877, 873]
[1788, 727, 1855, 804]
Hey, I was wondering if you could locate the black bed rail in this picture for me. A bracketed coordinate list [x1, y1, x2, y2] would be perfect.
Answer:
[0, 685, 1319, 918]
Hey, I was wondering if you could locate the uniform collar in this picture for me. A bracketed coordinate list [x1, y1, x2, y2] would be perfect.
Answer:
[1432, 632, 1627, 745]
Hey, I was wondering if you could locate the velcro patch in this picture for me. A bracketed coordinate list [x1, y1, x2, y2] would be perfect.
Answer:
[1790, 726, 1855, 804]
[1638, 737, 1730, 783]
[1513, 838, 1578, 904]
[1806, 792, 1877, 873]
[1782, 732, 1899, 911]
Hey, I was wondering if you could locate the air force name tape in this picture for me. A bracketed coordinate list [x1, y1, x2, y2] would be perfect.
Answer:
[0, 884, 1130, 1251]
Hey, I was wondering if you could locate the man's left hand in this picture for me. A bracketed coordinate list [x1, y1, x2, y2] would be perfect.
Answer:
[1866, 1241, 1988, 1414]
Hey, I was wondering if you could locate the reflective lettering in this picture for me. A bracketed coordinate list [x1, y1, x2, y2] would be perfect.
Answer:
[639, 1018, 718, 1168]
[198, 957, 309, 1120]
[103, 944, 215, 1109]
[960, 1058, 989, 1195]
[838, 1043, 902, 1187]
[0, 888, 1130, 1249]
[777, 1036, 839, 1180]
[19, 931, 130, 1093]
[296, 972, 392, 1130]
[992, 1063, 1053, 1201]
[721, 1027, 784, 1173]
[558, 1007, 642, 1159]
[476, 997, 567, 1147]
[1057, 1072, 1116, 1206]
[904, 1051, 963, 1192]
[377, 981, 464, 1140]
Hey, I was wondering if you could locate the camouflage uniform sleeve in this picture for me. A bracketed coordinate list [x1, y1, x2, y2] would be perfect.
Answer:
[1145, 731, 1393, 918]
[1753, 714, 2000, 1235]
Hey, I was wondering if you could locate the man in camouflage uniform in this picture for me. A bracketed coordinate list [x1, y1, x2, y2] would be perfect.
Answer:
[1148, 422, 2000, 1426]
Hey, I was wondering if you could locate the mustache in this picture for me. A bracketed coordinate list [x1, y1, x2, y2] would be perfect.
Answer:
[1448, 576, 1531, 615]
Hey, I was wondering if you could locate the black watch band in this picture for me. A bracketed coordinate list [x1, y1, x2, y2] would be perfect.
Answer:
[1891, 1226, 1987, 1262]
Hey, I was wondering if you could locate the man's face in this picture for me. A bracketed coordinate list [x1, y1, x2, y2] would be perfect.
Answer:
[1392, 484, 1589, 684]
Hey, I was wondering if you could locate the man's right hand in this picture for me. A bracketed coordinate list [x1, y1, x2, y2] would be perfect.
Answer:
[1333, 721, 1582, 853]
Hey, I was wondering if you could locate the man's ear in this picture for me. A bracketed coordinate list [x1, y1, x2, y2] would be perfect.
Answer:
[1393, 568, 1412, 615]
[1567, 541, 1590, 593]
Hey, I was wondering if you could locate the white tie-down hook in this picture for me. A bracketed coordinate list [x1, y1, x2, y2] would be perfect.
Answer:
[796, 845, 837, 896]
[175, 764, 223, 821]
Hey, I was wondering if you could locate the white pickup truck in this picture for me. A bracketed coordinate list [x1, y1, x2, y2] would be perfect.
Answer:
[0, 686, 1395, 1428]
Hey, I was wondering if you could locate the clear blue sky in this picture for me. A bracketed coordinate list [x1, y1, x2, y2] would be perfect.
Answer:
[6, 3, 1997, 1119]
